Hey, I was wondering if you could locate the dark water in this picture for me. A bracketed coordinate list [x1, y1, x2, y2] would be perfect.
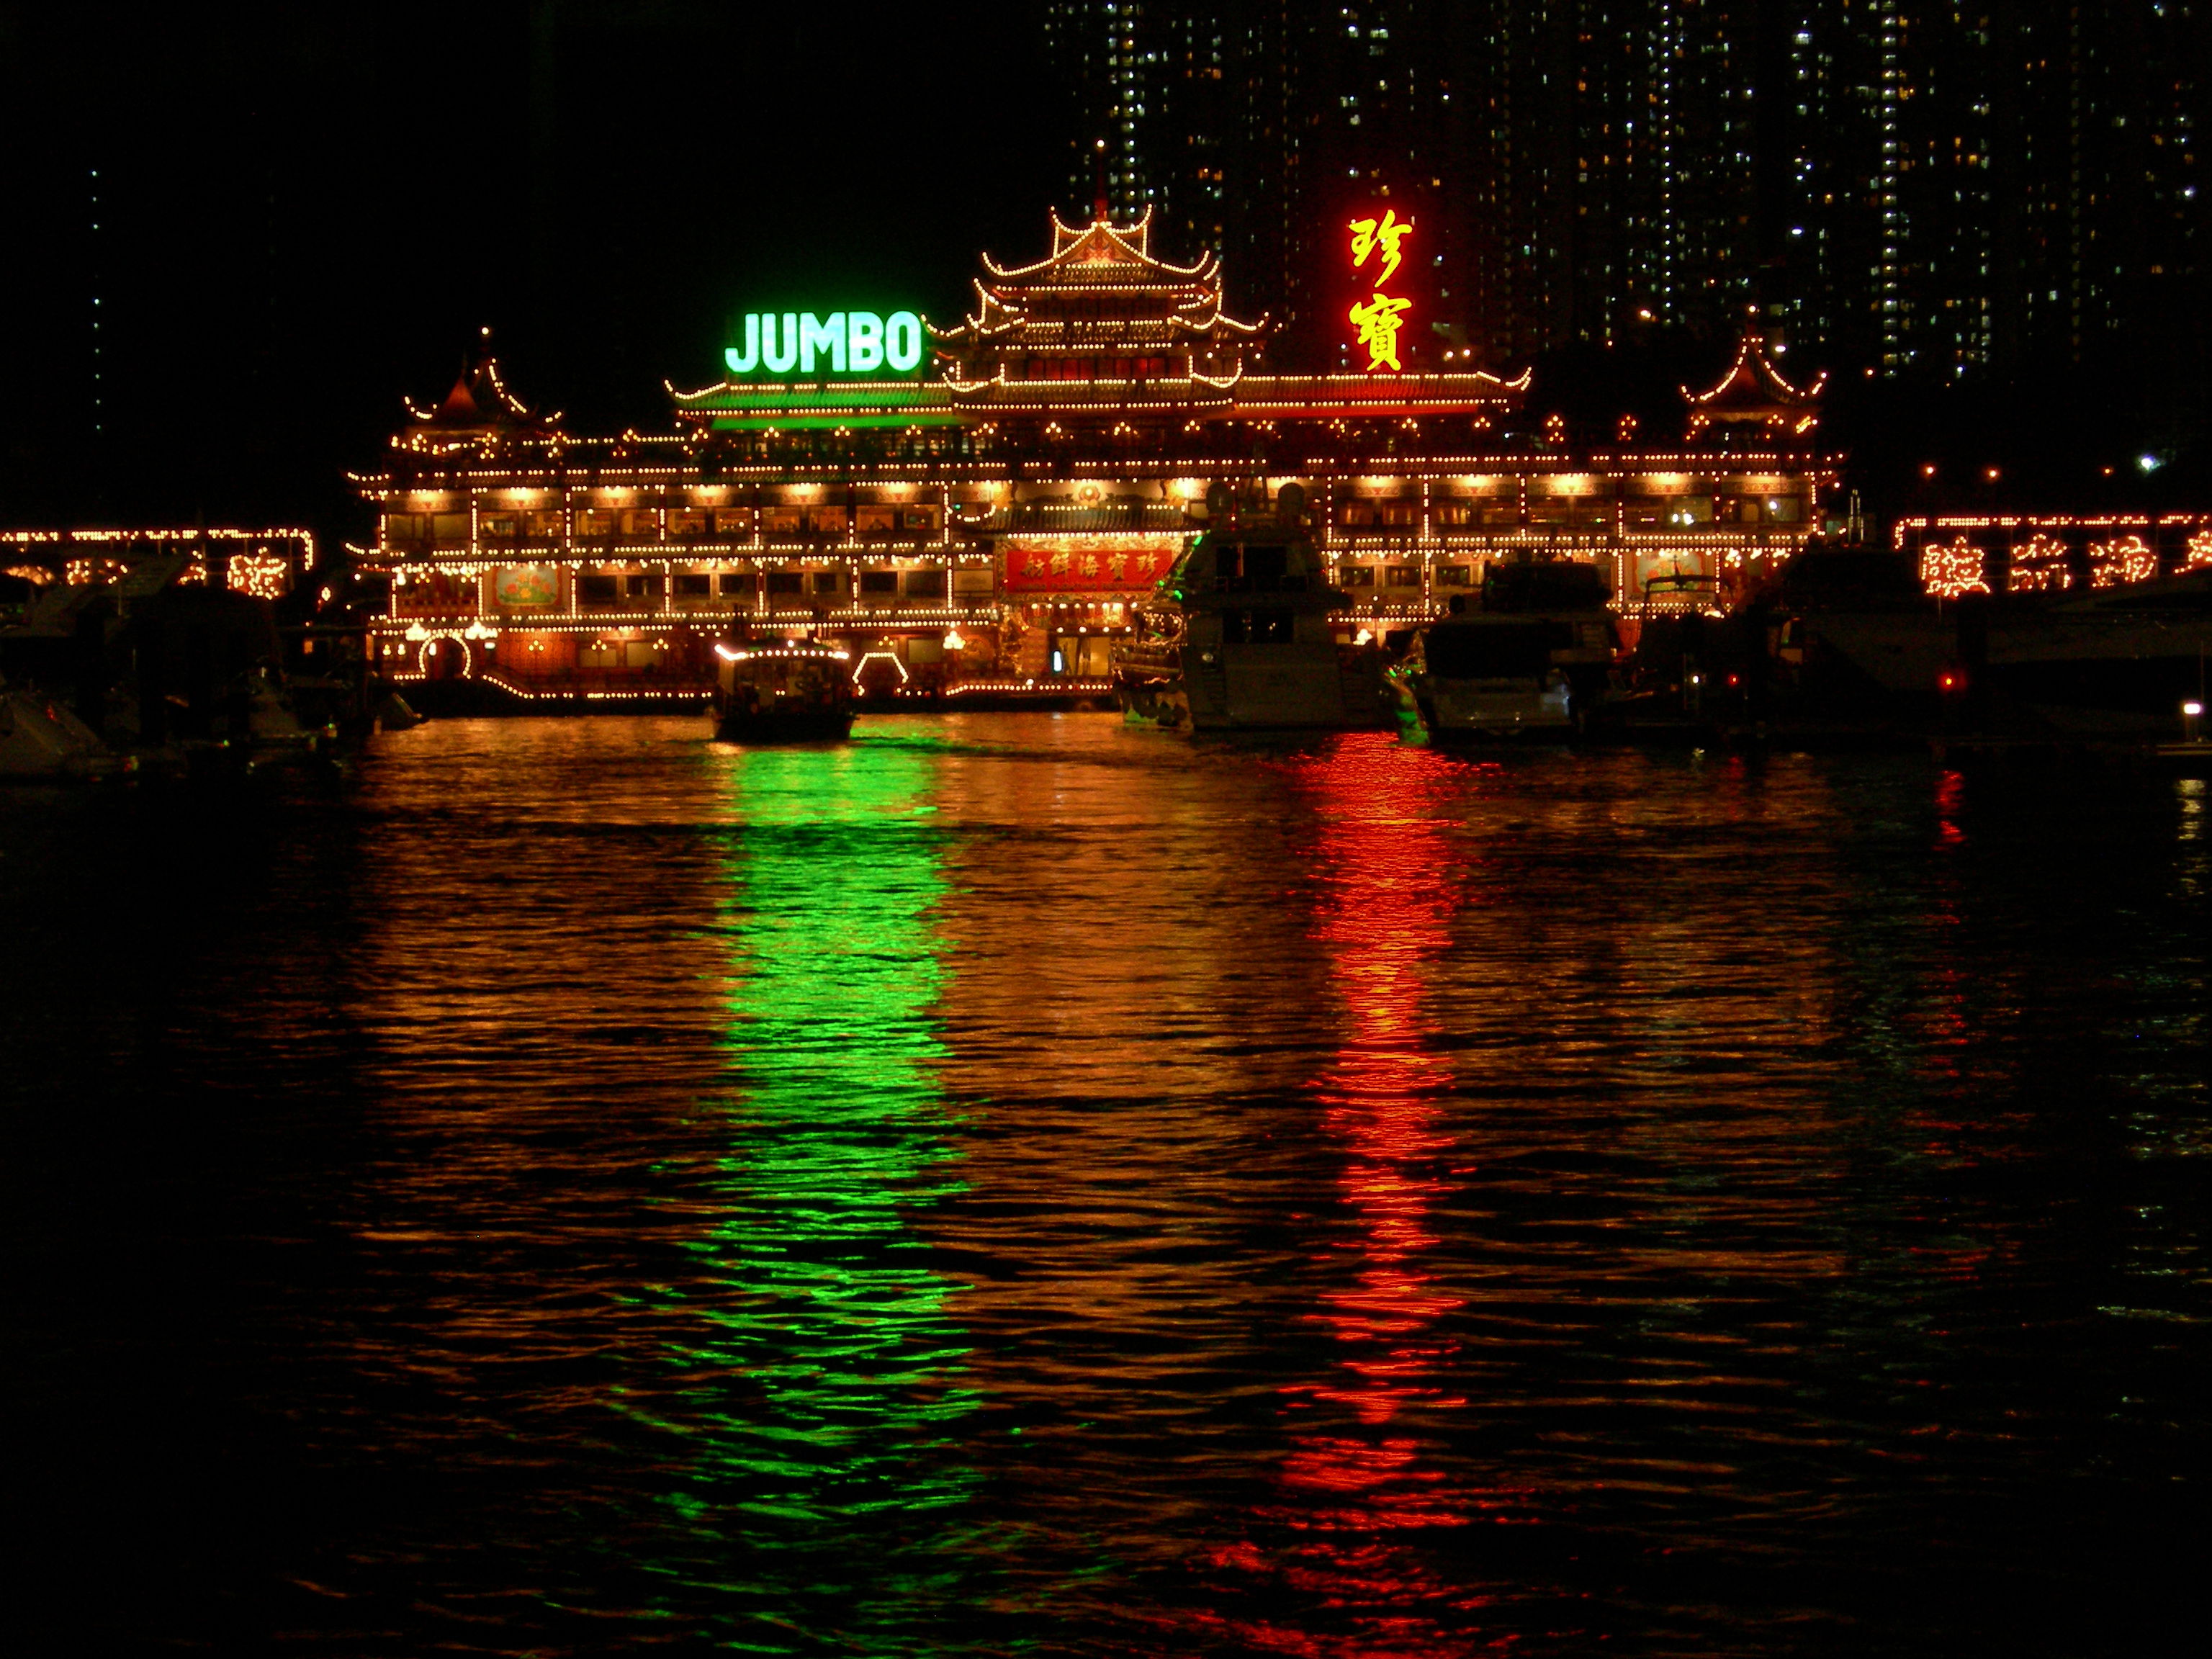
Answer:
[3, 716, 2207, 1656]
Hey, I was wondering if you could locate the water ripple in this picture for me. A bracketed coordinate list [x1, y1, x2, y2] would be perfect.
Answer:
[1, 716, 2206, 1655]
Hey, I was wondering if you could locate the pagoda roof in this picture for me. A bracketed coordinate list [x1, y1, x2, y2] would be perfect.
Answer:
[404, 330, 560, 433]
[941, 210, 1264, 348]
[667, 367, 1529, 427]
[1683, 326, 1825, 435]
[981, 207, 1215, 283]
[1230, 370, 1530, 420]
[667, 377, 961, 431]
[948, 288, 1263, 345]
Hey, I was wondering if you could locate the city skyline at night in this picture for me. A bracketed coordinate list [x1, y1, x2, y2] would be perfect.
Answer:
[0, 3, 2203, 530]
[1043, 2, 2206, 384]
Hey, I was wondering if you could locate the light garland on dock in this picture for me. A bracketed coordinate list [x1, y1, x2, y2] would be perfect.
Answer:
[943, 678, 1115, 696]
[2009, 534, 2072, 593]
[2088, 534, 2157, 589]
[1920, 540, 1990, 599]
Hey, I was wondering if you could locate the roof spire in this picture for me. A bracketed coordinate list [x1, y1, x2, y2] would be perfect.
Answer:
[1680, 320, 1825, 444]
[1092, 138, 1109, 224]
[410, 325, 561, 431]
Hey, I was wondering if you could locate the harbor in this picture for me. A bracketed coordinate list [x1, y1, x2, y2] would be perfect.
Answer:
[6, 506, 2208, 778]
[4, 714, 2208, 1655]
[6, 212, 2203, 775]
[6, 6, 2208, 1652]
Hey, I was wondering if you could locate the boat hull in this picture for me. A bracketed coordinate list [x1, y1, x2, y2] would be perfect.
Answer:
[1117, 644, 1384, 732]
[1779, 575, 2212, 738]
[1416, 682, 1576, 739]
[0, 690, 133, 780]
[1394, 609, 1614, 743]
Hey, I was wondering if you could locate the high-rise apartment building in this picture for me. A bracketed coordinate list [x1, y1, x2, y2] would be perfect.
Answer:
[1047, 3, 1767, 364]
[1044, 1, 1463, 366]
[1462, 2, 1764, 354]
[1045, 0, 2207, 426]
[1761, 2, 2204, 404]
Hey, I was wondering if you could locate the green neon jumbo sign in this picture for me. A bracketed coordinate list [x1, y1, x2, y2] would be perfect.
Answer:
[726, 310, 926, 377]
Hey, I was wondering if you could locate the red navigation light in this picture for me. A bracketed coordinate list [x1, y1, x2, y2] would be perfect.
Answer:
[1938, 668, 1966, 694]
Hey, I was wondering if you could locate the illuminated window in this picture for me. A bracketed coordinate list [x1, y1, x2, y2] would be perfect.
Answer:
[1340, 499, 1417, 529]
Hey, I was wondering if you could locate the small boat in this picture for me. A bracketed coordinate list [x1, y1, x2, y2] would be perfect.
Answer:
[712, 639, 855, 743]
[1113, 524, 1383, 732]
[1391, 562, 1617, 742]
[0, 683, 133, 780]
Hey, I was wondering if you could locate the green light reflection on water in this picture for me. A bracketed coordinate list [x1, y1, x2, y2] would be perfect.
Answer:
[646, 740, 983, 1652]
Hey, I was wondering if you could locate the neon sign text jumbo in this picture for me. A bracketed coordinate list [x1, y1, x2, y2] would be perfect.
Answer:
[725, 311, 926, 377]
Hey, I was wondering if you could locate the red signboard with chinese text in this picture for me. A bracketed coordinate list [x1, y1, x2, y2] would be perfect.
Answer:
[1000, 537, 1182, 594]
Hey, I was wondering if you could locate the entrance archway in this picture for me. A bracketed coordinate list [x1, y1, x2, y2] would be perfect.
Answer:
[421, 637, 471, 680]
[853, 649, 908, 698]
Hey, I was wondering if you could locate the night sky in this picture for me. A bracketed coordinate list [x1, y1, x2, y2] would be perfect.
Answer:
[0, 2, 1056, 531]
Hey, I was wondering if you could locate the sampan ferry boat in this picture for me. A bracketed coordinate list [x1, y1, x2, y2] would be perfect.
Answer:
[712, 639, 855, 743]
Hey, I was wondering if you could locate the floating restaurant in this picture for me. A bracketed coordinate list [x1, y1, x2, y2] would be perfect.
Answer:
[356, 210, 1841, 700]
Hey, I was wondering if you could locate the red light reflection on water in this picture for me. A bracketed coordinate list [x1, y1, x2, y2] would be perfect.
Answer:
[1298, 735, 1466, 1419]
[1190, 735, 1505, 1655]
